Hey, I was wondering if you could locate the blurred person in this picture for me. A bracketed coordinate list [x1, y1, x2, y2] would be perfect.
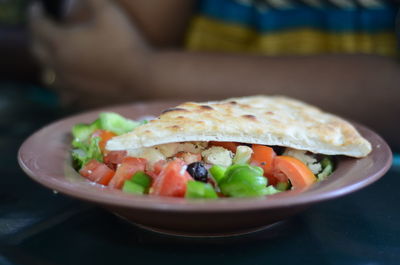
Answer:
[0, 0, 38, 81]
[30, 0, 400, 148]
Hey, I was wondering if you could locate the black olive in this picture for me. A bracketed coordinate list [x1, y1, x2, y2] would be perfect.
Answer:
[187, 162, 208, 182]
[272, 146, 285, 155]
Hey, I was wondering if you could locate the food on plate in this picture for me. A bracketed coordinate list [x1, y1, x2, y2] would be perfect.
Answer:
[71, 96, 372, 198]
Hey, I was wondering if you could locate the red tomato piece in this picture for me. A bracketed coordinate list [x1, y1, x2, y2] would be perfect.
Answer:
[264, 174, 287, 186]
[91, 130, 117, 153]
[104, 150, 127, 170]
[250, 145, 276, 176]
[150, 159, 193, 197]
[146, 160, 167, 180]
[79, 159, 115, 186]
[109, 157, 147, 189]
[209, 141, 239, 153]
[272, 156, 316, 190]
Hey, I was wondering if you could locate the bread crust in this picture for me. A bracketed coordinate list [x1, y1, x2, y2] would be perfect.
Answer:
[106, 96, 372, 157]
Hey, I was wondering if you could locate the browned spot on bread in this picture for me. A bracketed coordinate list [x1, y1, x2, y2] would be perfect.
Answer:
[161, 108, 188, 114]
[167, 125, 181, 130]
[266, 111, 274, 115]
[199, 105, 213, 110]
[177, 116, 185, 119]
[229, 101, 237, 105]
[144, 130, 151, 134]
[242, 114, 257, 121]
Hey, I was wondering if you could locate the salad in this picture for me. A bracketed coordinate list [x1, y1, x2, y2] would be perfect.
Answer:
[71, 112, 334, 199]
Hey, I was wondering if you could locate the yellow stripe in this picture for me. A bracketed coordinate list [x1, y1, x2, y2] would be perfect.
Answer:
[185, 16, 398, 57]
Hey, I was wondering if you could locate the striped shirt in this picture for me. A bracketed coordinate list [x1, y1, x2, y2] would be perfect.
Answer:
[185, 0, 399, 56]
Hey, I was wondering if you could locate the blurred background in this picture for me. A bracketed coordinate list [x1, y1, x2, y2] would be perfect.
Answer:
[0, 0, 38, 82]
[1, 0, 399, 146]
[1, 0, 399, 109]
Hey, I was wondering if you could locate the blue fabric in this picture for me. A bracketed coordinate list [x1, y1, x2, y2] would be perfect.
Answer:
[198, 0, 398, 33]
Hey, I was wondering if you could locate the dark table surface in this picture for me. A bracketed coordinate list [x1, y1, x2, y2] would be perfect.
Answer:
[1, 83, 399, 265]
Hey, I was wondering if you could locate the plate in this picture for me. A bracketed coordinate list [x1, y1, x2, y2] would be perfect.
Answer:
[18, 101, 392, 236]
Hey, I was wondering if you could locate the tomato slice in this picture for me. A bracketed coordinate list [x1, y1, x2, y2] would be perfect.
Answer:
[250, 145, 276, 176]
[272, 156, 316, 190]
[104, 150, 127, 170]
[91, 130, 117, 153]
[266, 173, 288, 186]
[146, 160, 167, 180]
[150, 159, 193, 197]
[80, 159, 115, 185]
[109, 157, 147, 189]
[209, 141, 239, 153]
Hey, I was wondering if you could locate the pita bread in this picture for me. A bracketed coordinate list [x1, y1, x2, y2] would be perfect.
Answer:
[106, 96, 371, 158]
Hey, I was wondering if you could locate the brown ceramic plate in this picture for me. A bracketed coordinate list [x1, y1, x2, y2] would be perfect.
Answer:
[18, 101, 392, 236]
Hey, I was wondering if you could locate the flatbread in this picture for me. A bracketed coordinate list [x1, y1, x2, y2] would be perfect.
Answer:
[106, 96, 372, 157]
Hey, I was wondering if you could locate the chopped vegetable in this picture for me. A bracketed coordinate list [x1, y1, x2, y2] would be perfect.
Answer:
[264, 185, 281, 195]
[275, 181, 291, 191]
[185, 180, 218, 199]
[150, 159, 193, 197]
[282, 148, 322, 174]
[72, 136, 103, 169]
[202, 146, 233, 167]
[71, 112, 147, 171]
[209, 165, 227, 184]
[130, 171, 152, 190]
[317, 157, 334, 180]
[98, 112, 143, 135]
[109, 157, 147, 189]
[219, 164, 269, 197]
[272, 156, 317, 190]
[250, 145, 276, 175]
[122, 181, 146, 194]
[71, 119, 101, 149]
[91, 129, 117, 153]
[233, 145, 253, 164]
[268, 172, 289, 186]
[224, 164, 263, 180]
[104, 150, 127, 170]
[122, 171, 152, 194]
[79, 159, 115, 185]
[146, 160, 167, 180]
